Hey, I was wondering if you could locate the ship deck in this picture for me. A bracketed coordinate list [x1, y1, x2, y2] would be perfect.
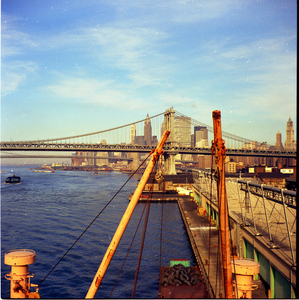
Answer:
[158, 266, 207, 298]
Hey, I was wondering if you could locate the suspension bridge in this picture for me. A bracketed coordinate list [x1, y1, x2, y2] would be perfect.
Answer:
[0, 108, 296, 173]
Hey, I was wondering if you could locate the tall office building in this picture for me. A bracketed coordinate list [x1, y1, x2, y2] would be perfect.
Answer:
[130, 124, 136, 144]
[275, 131, 283, 150]
[284, 117, 296, 150]
[194, 126, 208, 148]
[144, 114, 152, 145]
[174, 116, 191, 146]
[134, 136, 145, 145]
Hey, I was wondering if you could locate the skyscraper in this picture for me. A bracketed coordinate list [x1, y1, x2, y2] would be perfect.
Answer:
[144, 114, 152, 145]
[174, 116, 191, 146]
[275, 131, 283, 150]
[284, 117, 296, 150]
[194, 126, 208, 148]
[130, 124, 136, 144]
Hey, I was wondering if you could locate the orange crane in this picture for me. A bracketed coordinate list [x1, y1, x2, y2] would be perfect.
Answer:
[212, 110, 234, 298]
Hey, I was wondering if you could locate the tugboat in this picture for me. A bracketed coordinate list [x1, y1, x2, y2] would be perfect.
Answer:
[5, 175, 21, 184]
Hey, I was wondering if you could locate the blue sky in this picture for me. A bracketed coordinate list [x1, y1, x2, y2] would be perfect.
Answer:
[1, 0, 297, 146]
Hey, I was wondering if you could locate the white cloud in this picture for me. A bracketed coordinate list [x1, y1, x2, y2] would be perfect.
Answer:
[1, 61, 38, 96]
[45, 76, 147, 110]
[107, 0, 245, 24]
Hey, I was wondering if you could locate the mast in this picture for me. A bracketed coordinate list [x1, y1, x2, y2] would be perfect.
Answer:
[212, 110, 233, 298]
[86, 130, 170, 299]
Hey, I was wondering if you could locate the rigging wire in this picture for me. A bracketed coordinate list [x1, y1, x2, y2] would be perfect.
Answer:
[131, 163, 158, 298]
[208, 151, 213, 285]
[210, 146, 222, 298]
[109, 198, 148, 298]
[159, 173, 166, 274]
[227, 195, 239, 299]
[34, 150, 154, 292]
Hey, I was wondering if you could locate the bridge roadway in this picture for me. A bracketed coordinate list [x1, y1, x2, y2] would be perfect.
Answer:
[0, 154, 133, 161]
[0, 142, 296, 158]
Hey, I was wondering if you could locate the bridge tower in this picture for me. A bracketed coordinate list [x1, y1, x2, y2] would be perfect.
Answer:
[163, 107, 177, 175]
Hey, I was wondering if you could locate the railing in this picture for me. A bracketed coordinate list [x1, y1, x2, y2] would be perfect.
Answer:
[238, 180, 296, 209]
[192, 169, 296, 267]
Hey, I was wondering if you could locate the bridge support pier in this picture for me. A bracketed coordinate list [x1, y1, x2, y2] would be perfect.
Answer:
[163, 107, 177, 175]
[128, 153, 139, 171]
[164, 152, 177, 175]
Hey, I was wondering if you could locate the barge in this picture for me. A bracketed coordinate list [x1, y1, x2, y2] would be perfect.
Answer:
[158, 259, 207, 298]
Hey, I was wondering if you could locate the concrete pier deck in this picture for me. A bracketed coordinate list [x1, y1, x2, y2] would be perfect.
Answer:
[134, 173, 296, 298]
[177, 196, 268, 298]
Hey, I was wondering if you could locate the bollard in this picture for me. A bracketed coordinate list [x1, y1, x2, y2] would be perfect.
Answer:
[232, 259, 260, 298]
[4, 249, 38, 298]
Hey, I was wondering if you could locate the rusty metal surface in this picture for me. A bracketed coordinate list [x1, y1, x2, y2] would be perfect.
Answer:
[158, 266, 207, 298]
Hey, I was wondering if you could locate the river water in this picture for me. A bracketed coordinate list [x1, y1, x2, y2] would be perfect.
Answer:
[1, 166, 195, 299]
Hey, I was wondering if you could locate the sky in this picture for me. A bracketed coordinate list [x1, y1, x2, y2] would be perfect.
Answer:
[1, 0, 297, 150]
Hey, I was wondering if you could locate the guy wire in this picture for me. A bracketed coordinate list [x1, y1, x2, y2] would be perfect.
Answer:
[109, 195, 148, 298]
[34, 150, 154, 291]
[131, 161, 158, 298]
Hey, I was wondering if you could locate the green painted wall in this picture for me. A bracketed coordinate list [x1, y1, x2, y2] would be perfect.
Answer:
[273, 266, 292, 299]
[244, 239, 294, 299]
[256, 251, 270, 286]
[244, 239, 254, 259]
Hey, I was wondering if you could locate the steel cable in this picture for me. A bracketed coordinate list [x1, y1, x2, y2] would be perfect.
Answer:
[34, 151, 154, 292]
[131, 163, 158, 298]
[109, 199, 148, 298]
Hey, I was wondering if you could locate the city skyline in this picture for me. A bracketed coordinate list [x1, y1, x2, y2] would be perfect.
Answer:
[1, 1, 296, 146]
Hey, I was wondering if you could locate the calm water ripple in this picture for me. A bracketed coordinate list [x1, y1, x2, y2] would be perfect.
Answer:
[1, 166, 195, 298]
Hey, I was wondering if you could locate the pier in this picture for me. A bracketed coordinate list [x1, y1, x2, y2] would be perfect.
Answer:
[137, 173, 296, 298]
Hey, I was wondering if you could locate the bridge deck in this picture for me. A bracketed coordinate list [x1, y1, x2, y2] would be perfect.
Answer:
[0, 142, 296, 157]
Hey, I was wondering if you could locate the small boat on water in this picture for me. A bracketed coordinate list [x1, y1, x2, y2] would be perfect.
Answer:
[5, 175, 21, 184]
[32, 169, 54, 173]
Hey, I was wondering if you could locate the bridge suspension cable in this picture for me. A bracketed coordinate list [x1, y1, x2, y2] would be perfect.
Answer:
[26, 112, 165, 143]
[2, 108, 277, 149]
[174, 110, 274, 147]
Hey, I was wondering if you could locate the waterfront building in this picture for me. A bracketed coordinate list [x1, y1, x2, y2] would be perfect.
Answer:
[144, 114, 152, 145]
[71, 151, 86, 166]
[197, 154, 212, 170]
[174, 116, 191, 146]
[242, 141, 258, 166]
[275, 131, 284, 150]
[225, 161, 237, 173]
[95, 139, 108, 166]
[284, 117, 296, 150]
[86, 151, 95, 166]
[259, 142, 268, 166]
[130, 124, 136, 144]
